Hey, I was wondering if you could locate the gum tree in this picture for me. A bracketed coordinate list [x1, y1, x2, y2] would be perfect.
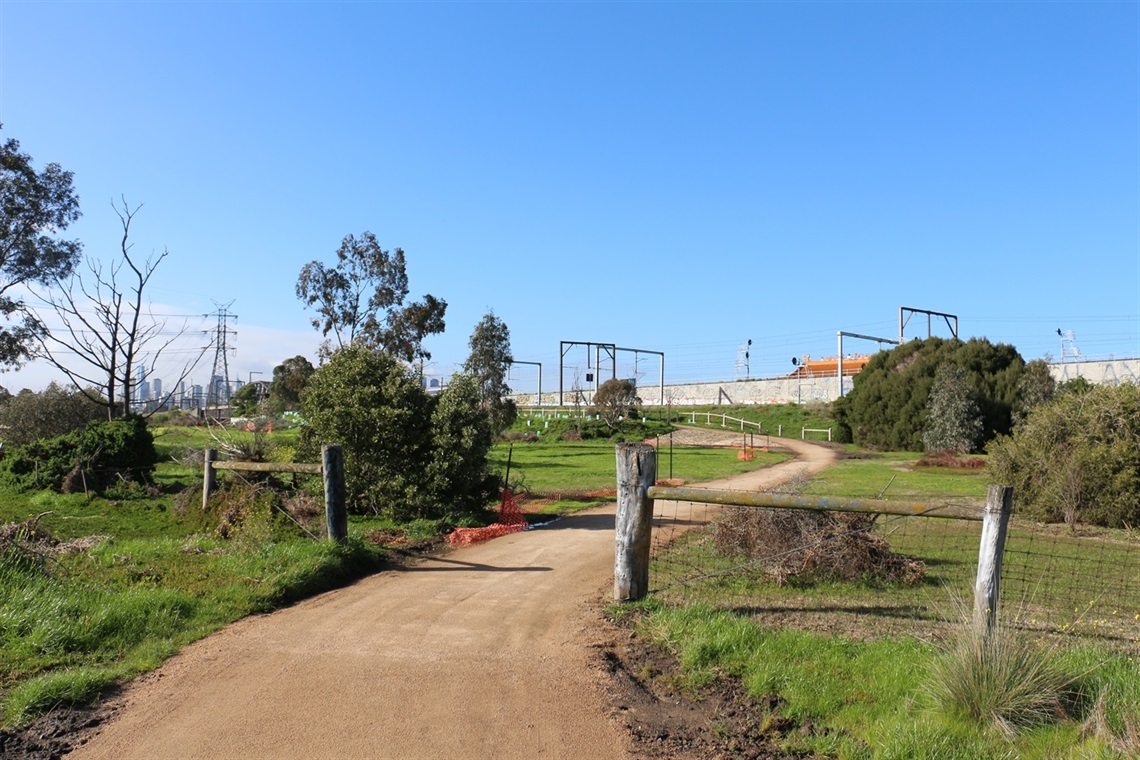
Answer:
[0, 128, 83, 366]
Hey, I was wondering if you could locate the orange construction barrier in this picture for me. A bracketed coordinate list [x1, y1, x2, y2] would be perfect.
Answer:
[447, 490, 530, 547]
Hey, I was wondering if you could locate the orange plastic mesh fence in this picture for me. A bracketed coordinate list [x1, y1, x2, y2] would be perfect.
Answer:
[447, 490, 530, 547]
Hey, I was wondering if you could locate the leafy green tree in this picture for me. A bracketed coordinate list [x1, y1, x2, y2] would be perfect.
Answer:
[0, 128, 83, 366]
[298, 346, 433, 517]
[296, 232, 446, 362]
[922, 364, 983, 453]
[230, 383, 263, 417]
[1012, 359, 1055, 427]
[1057, 376, 1093, 396]
[988, 383, 1140, 528]
[592, 378, 640, 432]
[462, 312, 516, 433]
[0, 382, 105, 447]
[424, 374, 498, 518]
[266, 355, 314, 413]
[300, 347, 499, 522]
[834, 337, 1026, 451]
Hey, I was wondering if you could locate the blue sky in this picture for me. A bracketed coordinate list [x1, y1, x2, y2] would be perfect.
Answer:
[1, 1, 1137, 395]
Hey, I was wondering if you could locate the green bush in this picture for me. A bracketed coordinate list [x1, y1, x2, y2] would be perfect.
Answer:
[0, 382, 105, 447]
[0, 416, 157, 493]
[834, 337, 1026, 452]
[298, 347, 432, 516]
[299, 347, 500, 522]
[987, 383, 1140, 527]
[423, 374, 498, 520]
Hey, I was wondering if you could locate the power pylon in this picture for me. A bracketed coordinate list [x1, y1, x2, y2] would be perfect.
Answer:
[206, 302, 237, 407]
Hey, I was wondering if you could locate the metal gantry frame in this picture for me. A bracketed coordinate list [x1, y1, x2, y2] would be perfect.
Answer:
[837, 331, 900, 396]
[508, 360, 543, 406]
[558, 340, 665, 405]
[899, 306, 958, 345]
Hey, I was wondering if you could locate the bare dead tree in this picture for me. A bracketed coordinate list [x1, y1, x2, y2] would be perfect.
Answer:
[32, 198, 206, 419]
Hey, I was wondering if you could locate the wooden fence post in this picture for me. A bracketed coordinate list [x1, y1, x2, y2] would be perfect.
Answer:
[202, 449, 216, 511]
[323, 445, 347, 543]
[615, 443, 656, 602]
[974, 484, 1013, 633]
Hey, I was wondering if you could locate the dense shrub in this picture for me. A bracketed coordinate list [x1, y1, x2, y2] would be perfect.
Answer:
[423, 374, 498, 520]
[298, 347, 432, 516]
[0, 415, 157, 493]
[834, 337, 1026, 452]
[0, 383, 105, 447]
[299, 347, 500, 522]
[987, 383, 1140, 528]
[922, 364, 983, 453]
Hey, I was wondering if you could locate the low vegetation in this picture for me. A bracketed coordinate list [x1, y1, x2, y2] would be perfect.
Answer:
[678, 402, 838, 439]
[641, 440, 1140, 757]
[622, 600, 1140, 759]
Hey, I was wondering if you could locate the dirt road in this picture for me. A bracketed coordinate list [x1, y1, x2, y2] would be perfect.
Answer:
[69, 435, 838, 760]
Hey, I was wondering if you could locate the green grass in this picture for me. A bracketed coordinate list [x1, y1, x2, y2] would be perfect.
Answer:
[680, 403, 839, 440]
[640, 443, 1140, 756]
[804, 452, 990, 503]
[629, 601, 1140, 759]
[490, 440, 790, 495]
[0, 533, 385, 725]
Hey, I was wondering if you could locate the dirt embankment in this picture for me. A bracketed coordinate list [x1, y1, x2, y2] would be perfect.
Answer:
[39, 431, 838, 760]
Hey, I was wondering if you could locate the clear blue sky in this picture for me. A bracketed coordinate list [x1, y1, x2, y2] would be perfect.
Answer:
[1, 1, 1137, 394]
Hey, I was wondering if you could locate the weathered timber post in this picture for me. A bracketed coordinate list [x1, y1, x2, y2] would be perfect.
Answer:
[202, 449, 217, 510]
[974, 484, 1013, 633]
[323, 445, 348, 543]
[615, 443, 656, 602]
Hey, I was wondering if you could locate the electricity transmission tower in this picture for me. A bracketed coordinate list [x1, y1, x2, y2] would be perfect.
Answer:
[206, 302, 237, 407]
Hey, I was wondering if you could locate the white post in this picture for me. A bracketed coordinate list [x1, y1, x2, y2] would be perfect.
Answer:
[974, 485, 1014, 633]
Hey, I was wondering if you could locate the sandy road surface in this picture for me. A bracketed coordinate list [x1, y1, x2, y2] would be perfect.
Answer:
[69, 435, 837, 760]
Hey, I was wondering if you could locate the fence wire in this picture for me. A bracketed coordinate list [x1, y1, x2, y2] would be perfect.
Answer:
[649, 492, 1140, 647]
[1001, 525, 1140, 646]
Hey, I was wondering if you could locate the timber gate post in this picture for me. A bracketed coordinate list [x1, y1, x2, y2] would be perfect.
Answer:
[615, 443, 656, 602]
[323, 445, 348, 543]
[974, 484, 1013, 634]
[202, 449, 217, 511]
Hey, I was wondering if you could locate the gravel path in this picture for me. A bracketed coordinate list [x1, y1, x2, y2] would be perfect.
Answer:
[68, 432, 838, 760]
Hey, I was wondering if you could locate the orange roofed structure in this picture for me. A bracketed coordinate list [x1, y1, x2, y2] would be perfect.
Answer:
[786, 354, 871, 378]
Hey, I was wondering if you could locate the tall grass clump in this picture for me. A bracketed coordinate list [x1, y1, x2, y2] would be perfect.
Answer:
[926, 619, 1074, 737]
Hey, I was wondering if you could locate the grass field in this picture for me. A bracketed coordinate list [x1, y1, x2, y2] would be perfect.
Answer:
[638, 449, 1140, 758]
[679, 403, 839, 440]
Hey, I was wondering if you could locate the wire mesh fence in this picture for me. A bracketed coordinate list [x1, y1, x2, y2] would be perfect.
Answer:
[649, 490, 1140, 648]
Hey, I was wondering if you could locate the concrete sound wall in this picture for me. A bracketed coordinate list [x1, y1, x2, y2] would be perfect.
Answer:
[510, 358, 1140, 408]
[1048, 358, 1140, 386]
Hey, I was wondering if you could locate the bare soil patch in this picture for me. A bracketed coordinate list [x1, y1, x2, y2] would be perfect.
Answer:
[597, 611, 810, 760]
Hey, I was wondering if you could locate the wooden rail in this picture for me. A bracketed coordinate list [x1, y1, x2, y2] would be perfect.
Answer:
[646, 486, 982, 521]
[202, 446, 347, 543]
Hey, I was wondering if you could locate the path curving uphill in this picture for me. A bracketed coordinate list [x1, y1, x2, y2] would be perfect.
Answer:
[68, 433, 838, 760]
